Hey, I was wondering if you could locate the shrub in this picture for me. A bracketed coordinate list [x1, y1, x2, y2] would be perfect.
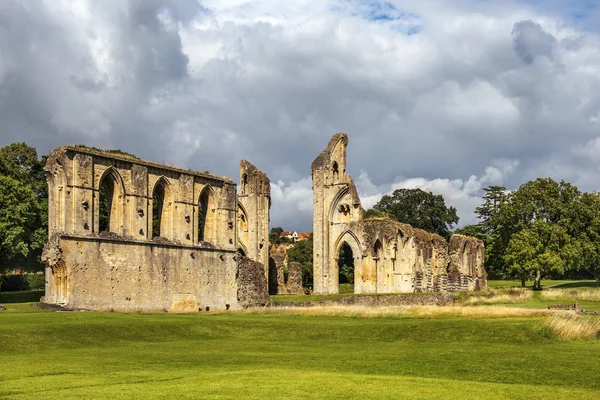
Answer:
[0, 274, 30, 291]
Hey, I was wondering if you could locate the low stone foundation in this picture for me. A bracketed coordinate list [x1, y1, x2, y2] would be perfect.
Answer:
[272, 293, 454, 308]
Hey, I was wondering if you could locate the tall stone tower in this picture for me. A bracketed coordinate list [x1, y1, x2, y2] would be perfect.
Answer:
[237, 160, 271, 272]
[312, 133, 364, 294]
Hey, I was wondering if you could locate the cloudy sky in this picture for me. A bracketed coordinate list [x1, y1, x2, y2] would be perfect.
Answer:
[1, 0, 600, 232]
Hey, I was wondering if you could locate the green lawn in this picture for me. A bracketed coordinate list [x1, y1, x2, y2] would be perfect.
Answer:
[0, 299, 599, 399]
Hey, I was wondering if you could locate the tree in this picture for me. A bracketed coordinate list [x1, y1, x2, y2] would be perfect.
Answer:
[479, 178, 586, 287]
[371, 188, 459, 239]
[475, 186, 507, 233]
[287, 234, 313, 287]
[0, 175, 41, 269]
[269, 227, 292, 245]
[0, 143, 47, 273]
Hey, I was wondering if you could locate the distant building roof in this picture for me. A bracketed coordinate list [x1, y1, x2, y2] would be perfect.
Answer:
[280, 231, 297, 237]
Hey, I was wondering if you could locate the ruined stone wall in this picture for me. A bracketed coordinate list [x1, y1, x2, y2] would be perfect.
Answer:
[312, 133, 364, 294]
[448, 234, 487, 291]
[312, 133, 487, 295]
[237, 256, 270, 308]
[286, 262, 304, 295]
[268, 253, 287, 295]
[43, 146, 239, 311]
[44, 235, 237, 312]
[237, 160, 271, 270]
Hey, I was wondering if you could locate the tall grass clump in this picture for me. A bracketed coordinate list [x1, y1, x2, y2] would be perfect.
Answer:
[540, 289, 600, 302]
[544, 315, 600, 340]
[458, 288, 532, 305]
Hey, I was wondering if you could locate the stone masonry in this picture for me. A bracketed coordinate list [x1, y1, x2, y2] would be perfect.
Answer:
[312, 133, 486, 295]
[42, 146, 270, 312]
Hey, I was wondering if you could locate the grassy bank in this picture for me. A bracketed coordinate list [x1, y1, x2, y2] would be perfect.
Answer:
[0, 299, 599, 399]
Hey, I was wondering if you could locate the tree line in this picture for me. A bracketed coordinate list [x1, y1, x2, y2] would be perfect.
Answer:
[455, 181, 600, 288]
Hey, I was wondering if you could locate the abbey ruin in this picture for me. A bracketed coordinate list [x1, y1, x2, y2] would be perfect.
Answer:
[312, 133, 486, 294]
[42, 134, 485, 312]
[42, 146, 270, 312]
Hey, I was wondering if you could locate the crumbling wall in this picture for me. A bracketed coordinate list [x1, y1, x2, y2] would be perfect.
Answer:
[237, 256, 270, 308]
[286, 262, 304, 294]
[237, 160, 271, 272]
[448, 234, 487, 291]
[312, 133, 365, 294]
[268, 254, 287, 295]
[312, 133, 487, 295]
[43, 146, 240, 311]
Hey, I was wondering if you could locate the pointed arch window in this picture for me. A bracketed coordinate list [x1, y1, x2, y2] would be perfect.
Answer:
[152, 178, 170, 239]
[198, 186, 215, 243]
[332, 161, 339, 183]
[241, 173, 248, 195]
[98, 168, 123, 234]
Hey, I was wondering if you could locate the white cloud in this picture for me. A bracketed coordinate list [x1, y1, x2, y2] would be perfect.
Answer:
[356, 159, 519, 227]
[1, 0, 600, 231]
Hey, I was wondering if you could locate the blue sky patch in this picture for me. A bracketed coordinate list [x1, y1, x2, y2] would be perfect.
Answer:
[332, 0, 422, 34]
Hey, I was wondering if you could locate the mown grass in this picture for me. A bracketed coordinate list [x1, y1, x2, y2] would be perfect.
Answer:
[1, 299, 600, 399]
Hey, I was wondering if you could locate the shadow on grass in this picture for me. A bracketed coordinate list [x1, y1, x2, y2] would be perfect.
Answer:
[0, 290, 44, 303]
[550, 281, 599, 289]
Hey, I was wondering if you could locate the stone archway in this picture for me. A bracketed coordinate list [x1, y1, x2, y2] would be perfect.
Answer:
[332, 230, 362, 294]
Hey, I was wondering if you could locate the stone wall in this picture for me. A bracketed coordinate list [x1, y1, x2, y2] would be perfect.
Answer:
[311, 133, 487, 295]
[237, 256, 270, 308]
[268, 253, 287, 295]
[44, 234, 238, 312]
[286, 262, 304, 295]
[237, 160, 271, 270]
[43, 146, 240, 311]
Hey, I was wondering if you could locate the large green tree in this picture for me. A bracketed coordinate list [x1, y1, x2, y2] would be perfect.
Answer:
[476, 178, 598, 287]
[0, 143, 47, 272]
[370, 188, 459, 239]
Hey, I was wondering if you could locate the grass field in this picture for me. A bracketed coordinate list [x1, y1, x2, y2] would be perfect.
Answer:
[1, 292, 600, 399]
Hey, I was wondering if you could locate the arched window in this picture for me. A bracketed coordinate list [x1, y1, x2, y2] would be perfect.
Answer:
[98, 168, 122, 234]
[198, 186, 215, 243]
[152, 178, 170, 239]
[332, 161, 339, 183]
[338, 242, 354, 285]
[373, 239, 383, 259]
[98, 180, 112, 233]
[241, 174, 248, 195]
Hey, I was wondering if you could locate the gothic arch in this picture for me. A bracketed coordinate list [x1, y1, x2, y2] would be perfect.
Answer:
[332, 230, 363, 291]
[151, 176, 173, 239]
[329, 186, 352, 224]
[333, 230, 363, 261]
[97, 166, 126, 234]
[198, 184, 216, 243]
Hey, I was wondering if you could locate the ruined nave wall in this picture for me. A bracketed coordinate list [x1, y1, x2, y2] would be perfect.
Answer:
[44, 235, 238, 312]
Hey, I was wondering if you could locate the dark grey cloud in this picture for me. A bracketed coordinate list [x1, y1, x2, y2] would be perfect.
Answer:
[512, 20, 557, 64]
